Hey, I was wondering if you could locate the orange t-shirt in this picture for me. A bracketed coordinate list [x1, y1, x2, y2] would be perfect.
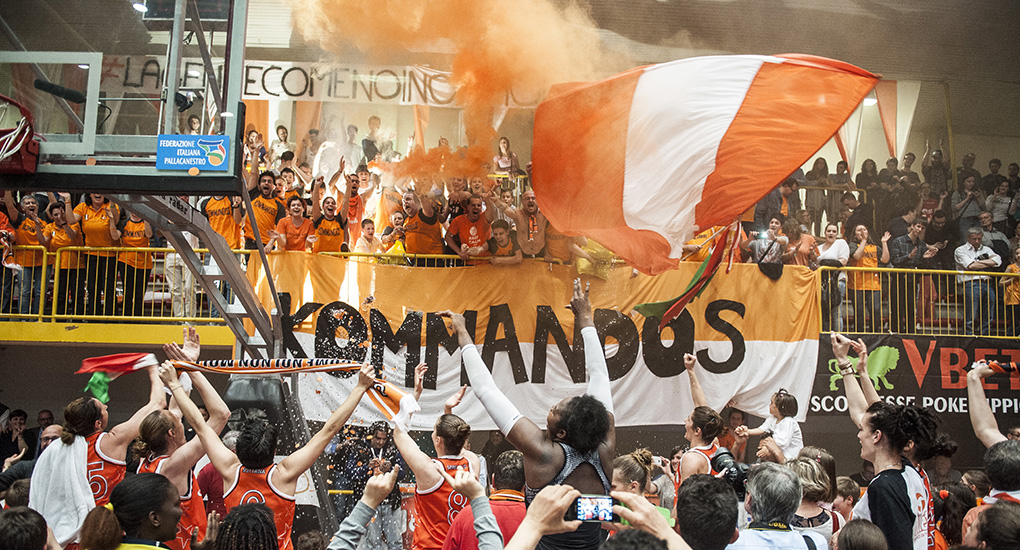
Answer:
[44, 221, 83, 268]
[544, 223, 572, 262]
[312, 216, 346, 253]
[137, 455, 207, 550]
[274, 217, 313, 251]
[85, 431, 127, 506]
[12, 213, 45, 267]
[374, 188, 404, 231]
[74, 202, 120, 256]
[201, 197, 241, 249]
[848, 243, 882, 291]
[224, 464, 295, 550]
[117, 219, 152, 269]
[414, 456, 472, 550]
[448, 214, 491, 253]
[244, 192, 285, 245]
[347, 194, 365, 244]
[404, 210, 444, 255]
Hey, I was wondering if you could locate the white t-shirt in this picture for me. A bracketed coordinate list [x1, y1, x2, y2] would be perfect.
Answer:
[818, 239, 850, 281]
[758, 416, 803, 460]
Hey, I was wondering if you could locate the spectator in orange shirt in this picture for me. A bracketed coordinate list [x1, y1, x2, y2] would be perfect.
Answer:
[3, 193, 47, 315]
[112, 211, 153, 317]
[487, 219, 522, 266]
[402, 185, 444, 262]
[310, 171, 352, 253]
[446, 195, 490, 262]
[244, 144, 286, 249]
[43, 196, 84, 316]
[72, 194, 122, 316]
[269, 196, 314, 251]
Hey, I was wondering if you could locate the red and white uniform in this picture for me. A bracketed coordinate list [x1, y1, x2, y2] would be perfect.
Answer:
[85, 432, 126, 506]
[137, 455, 207, 550]
[223, 464, 296, 550]
[674, 443, 718, 507]
[413, 455, 472, 550]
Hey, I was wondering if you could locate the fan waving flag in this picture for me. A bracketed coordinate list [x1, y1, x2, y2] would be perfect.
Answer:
[532, 54, 879, 275]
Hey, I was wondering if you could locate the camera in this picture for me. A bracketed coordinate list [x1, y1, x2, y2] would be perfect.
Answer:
[710, 448, 750, 501]
[977, 253, 990, 260]
[564, 495, 618, 523]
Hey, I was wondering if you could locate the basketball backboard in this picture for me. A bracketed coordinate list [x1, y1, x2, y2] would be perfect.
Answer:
[0, 0, 248, 195]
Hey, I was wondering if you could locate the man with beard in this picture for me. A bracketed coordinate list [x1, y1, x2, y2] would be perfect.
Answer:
[345, 422, 405, 550]
[495, 189, 546, 258]
[402, 185, 444, 264]
[244, 143, 286, 250]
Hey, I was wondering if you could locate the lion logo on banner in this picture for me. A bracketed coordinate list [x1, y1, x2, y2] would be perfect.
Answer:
[827, 346, 900, 391]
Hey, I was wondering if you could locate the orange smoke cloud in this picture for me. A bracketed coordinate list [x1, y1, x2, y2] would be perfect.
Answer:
[287, 0, 608, 178]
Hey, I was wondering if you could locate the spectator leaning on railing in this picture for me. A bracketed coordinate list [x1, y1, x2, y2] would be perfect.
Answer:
[955, 227, 1001, 336]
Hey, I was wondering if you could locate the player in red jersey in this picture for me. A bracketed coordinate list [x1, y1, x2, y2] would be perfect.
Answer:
[161, 362, 375, 550]
[133, 328, 230, 550]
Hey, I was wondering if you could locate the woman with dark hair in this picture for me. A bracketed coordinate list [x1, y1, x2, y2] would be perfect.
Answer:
[214, 503, 277, 550]
[852, 400, 938, 550]
[677, 353, 725, 487]
[392, 412, 476, 550]
[72, 193, 121, 316]
[855, 159, 879, 190]
[135, 329, 230, 550]
[79, 473, 183, 550]
[933, 482, 976, 547]
[492, 137, 520, 176]
[805, 157, 832, 235]
[847, 224, 890, 333]
[735, 389, 803, 463]
[43, 197, 85, 316]
[444, 278, 614, 550]
[112, 210, 153, 318]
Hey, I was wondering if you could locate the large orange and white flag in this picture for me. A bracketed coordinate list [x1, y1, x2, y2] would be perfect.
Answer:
[532, 54, 879, 275]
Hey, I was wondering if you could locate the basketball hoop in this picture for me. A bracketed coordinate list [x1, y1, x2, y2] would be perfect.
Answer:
[0, 93, 40, 175]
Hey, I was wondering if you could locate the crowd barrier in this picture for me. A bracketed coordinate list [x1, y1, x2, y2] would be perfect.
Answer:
[4, 245, 1017, 339]
[818, 266, 1020, 338]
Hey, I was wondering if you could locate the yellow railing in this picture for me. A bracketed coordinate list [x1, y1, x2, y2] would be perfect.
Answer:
[0, 245, 255, 324]
[817, 266, 1020, 338]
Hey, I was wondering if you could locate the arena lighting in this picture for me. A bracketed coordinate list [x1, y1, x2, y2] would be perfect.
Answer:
[220, 112, 234, 118]
[863, 97, 878, 106]
[78, 64, 89, 69]
[132, 2, 148, 13]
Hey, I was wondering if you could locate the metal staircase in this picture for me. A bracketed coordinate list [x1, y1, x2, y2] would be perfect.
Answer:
[109, 193, 279, 359]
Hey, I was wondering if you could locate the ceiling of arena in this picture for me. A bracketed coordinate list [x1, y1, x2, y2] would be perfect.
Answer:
[2, 0, 1017, 137]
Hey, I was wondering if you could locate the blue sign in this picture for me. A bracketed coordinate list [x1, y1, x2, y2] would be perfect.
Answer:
[156, 134, 230, 171]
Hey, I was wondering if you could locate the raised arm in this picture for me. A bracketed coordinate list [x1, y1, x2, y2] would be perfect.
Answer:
[276, 364, 374, 484]
[967, 362, 1007, 447]
[413, 183, 434, 218]
[338, 174, 354, 223]
[441, 310, 554, 462]
[391, 425, 442, 490]
[160, 364, 239, 481]
[683, 353, 708, 409]
[102, 364, 166, 454]
[831, 333, 872, 429]
[160, 372, 231, 481]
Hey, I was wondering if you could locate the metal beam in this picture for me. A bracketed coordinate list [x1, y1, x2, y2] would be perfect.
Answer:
[186, 0, 225, 117]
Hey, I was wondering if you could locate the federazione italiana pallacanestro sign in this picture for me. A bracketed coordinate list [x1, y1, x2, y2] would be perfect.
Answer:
[156, 135, 230, 171]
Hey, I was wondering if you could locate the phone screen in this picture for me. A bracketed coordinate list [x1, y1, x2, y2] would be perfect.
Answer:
[571, 495, 615, 522]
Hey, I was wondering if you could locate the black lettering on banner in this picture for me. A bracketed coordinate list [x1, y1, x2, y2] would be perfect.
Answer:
[696, 300, 746, 374]
[370, 308, 422, 386]
[315, 300, 369, 364]
[352, 70, 372, 101]
[330, 68, 350, 99]
[407, 69, 427, 103]
[422, 311, 478, 388]
[281, 67, 309, 97]
[428, 73, 456, 105]
[532, 305, 585, 384]
[140, 60, 162, 90]
[641, 311, 695, 378]
[374, 69, 401, 100]
[261, 66, 282, 97]
[278, 292, 322, 358]
[481, 304, 528, 384]
[594, 309, 639, 381]
[244, 65, 260, 96]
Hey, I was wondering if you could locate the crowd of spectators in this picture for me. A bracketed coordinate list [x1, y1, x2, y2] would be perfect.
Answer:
[2, 119, 1020, 333]
[3, 324, 1020, 550]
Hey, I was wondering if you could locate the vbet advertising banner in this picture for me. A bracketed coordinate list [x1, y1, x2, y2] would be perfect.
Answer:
[808, 333, 1020, 469]
[156, 134, 230, 171]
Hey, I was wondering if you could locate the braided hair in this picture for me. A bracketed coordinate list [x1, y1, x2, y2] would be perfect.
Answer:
[214, 503, 279, 550]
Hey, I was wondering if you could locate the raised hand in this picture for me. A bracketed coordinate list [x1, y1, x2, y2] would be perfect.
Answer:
[357, 363, 375, 390]
[413, 363, 427, 401]
[361, 466, 401, 509]
[445, 385, 468, 414]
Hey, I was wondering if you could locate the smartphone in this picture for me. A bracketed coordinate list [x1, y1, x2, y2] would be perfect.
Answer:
[564, 494, 618, 522]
